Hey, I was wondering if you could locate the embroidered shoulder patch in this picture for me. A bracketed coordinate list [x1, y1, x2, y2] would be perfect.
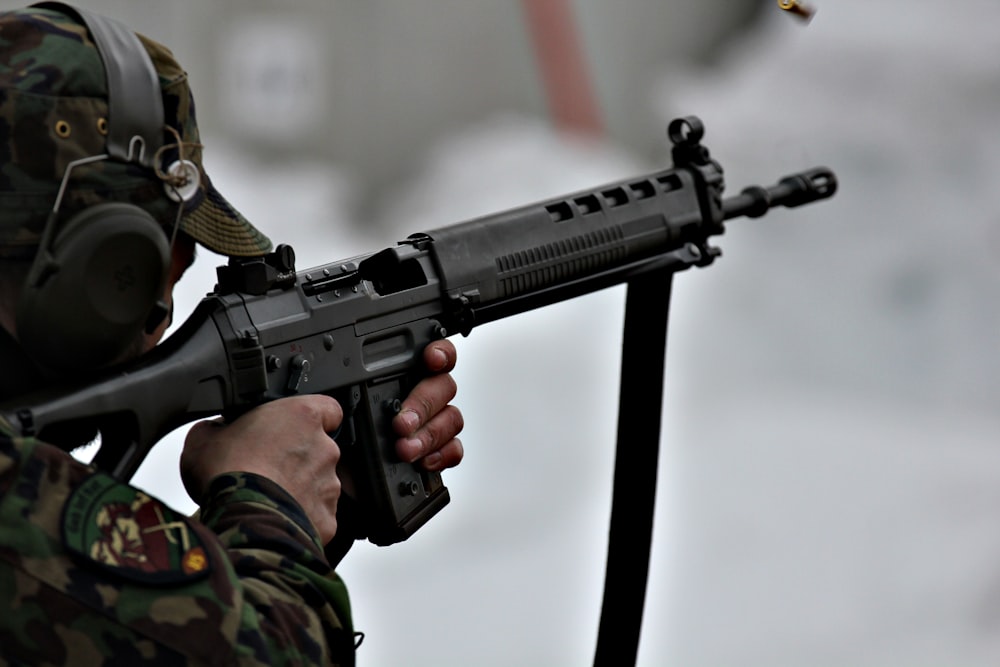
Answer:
[62, 473, 211, 585]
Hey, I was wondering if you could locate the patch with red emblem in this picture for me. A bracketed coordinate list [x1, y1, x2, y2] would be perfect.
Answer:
[62, 473, 211, 585]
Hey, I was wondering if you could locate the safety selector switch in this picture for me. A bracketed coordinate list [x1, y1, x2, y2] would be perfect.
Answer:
[286, 354, 310, 393]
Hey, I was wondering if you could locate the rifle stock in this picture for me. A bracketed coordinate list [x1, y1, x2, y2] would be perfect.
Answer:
[0, 117, 836, 546]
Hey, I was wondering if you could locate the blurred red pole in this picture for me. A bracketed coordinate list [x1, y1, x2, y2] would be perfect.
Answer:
[520, 0, 604, 137]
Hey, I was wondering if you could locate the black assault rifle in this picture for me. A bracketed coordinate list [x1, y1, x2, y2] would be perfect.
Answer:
[0, 117, 836, 549]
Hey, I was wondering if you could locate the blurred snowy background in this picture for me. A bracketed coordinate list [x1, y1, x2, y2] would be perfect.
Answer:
[40, 0, 1000, 664]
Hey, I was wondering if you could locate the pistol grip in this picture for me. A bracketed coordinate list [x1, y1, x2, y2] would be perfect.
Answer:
[336, 375, 450, 546]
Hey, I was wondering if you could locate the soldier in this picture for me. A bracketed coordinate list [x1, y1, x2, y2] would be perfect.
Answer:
[0, 4, 464, 665]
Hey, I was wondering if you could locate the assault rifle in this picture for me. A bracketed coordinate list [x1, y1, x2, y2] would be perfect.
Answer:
[0, 117, 836, 548]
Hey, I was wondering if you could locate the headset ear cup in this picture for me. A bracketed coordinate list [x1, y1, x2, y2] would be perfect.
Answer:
[17, 203, 170, 373]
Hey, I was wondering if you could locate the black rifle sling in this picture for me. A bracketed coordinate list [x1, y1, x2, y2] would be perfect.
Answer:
[593, 267, 672, 667]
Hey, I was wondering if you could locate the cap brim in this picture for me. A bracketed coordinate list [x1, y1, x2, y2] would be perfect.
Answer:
[181, 174, 272, 257]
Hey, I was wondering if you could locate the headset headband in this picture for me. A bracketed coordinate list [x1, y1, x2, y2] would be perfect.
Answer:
[31, 1, 163, 166]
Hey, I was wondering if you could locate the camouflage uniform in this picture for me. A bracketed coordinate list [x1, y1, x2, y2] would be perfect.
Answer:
[0, 6, 357, 665]
[0, 424, 357, 666]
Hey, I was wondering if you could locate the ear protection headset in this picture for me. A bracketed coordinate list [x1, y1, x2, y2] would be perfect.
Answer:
[16, 2, 194, 373]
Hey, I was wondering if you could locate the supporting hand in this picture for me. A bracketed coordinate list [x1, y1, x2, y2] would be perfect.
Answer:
[180, 394, 344, 543]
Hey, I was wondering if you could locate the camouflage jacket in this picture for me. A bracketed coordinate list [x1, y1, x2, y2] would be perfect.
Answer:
[0, 427, 356, 666]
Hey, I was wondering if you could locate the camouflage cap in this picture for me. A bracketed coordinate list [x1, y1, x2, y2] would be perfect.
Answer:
[0, 6, 273, 260]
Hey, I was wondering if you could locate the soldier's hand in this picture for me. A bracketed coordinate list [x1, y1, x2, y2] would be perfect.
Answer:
[180, 395, 343, 543]
[393, 339, 464, 472]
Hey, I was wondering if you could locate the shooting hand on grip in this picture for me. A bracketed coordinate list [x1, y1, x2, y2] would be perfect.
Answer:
[180, 394, 344, 544]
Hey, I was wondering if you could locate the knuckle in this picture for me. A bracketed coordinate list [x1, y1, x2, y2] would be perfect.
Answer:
[448, 405, 465, 434]
[411, 374, 458, 418]
[441, 373, 458, 400]
[294, 394, 343, 429]
[413, 394, 435, 423]
[424, 438, 463, 471]
[422, 406, 463, 451]
[328, 437, 342, 465]
[448, 438, 465, 465]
